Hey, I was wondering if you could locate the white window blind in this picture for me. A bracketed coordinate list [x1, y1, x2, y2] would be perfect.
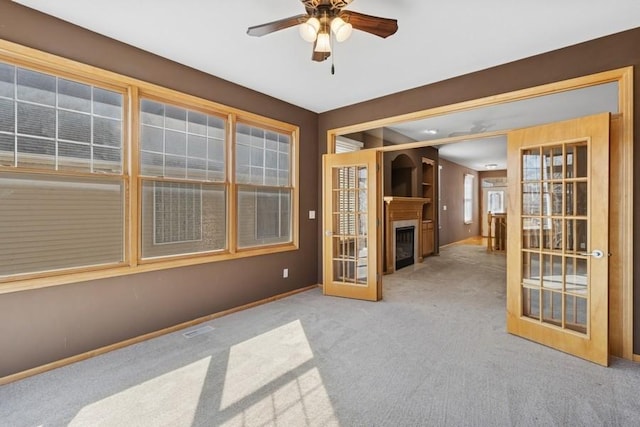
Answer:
[335, 136, 363, 153]
[141, 181, 226, 258]
[0, 173, 124, 277]
[153, 181, 203, 244]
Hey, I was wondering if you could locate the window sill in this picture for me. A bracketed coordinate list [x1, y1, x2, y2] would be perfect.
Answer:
[0, 243, 298, 295]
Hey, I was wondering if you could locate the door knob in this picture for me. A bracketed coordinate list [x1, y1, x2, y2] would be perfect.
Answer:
[578, 249, 605, 259]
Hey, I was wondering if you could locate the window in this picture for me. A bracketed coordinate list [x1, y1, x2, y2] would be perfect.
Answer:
[139, 98, 227, 259]
[0, 45, 298, 287]
[487, 190, 505, 214]
[463, 173, 474, 224]
[0, 62, 125, 278]
[236, 123, 292, 248]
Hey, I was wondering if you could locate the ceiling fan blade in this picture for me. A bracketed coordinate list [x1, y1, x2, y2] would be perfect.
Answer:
[341, 11, 398, 38]
[247, 14, 308, 37]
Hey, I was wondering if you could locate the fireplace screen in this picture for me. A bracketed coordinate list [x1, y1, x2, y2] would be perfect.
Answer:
[395, 226, 415, 270]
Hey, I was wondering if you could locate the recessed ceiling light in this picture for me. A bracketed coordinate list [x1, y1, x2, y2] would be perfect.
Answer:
[423, 129, 438, 135]
[485, 163, 498, 169]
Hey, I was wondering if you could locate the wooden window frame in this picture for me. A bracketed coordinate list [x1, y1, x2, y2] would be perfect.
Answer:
[234, 120, 295, 250]
[0, 39, 299, 294]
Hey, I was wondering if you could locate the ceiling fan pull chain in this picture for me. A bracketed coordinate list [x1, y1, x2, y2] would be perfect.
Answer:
[331, 32, 336, 75]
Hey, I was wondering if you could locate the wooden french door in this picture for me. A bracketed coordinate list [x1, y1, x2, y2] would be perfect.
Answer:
[322, 149, 382, 301]
[506, 113, 610, 366]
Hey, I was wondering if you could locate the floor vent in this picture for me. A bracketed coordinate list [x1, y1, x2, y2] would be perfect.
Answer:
[182, 325, 214, 339]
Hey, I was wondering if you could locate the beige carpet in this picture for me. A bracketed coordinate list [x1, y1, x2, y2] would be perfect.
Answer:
[2, 243, 640, 426]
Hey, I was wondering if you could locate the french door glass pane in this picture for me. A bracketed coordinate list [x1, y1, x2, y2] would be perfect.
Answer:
[542, 289, 563, 326]
[523, 287, 540, 319]
[565, 219, 587, 254]
[565, 143, 588, 178]
[522, 251, 539, 286]
[522, 148, 540, 181]
[332, 165, 368, 285]
[565, 295, 587, 333]
[543, 182, 563, 216]
[520, 139, 590, 334]
[522, 217, 540, 249]
[542, 218, 563, 251]
[565, 181, 588, 217]
[541, 254, 562, 289]
[565, 257, 587, 295]
[522, 183, 540, 215]
[543, 146, 563, 179]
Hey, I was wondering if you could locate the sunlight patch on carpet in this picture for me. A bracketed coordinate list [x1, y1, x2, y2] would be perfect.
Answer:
[69, 356, 211, 426]
[221, 367, 337, 426]
[220, 319, 337, 425]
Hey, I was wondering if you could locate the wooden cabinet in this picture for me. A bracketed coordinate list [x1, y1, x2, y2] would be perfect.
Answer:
[422, 220, 434, 255]
[421, 157, 436, 256]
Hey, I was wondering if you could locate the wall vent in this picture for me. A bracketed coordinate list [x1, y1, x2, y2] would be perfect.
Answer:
[182, 325, 214, 339]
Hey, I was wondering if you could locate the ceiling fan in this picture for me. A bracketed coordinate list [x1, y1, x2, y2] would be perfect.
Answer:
[448, 121, 495, 137]
[247, 0, 398, 62]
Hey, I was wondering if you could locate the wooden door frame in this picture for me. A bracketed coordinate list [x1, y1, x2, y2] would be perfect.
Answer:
[325, 67, 634, 361]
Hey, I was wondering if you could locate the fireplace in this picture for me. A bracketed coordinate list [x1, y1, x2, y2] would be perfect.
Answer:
[395, 226, 415, 270]
[383, 197, 427, 274]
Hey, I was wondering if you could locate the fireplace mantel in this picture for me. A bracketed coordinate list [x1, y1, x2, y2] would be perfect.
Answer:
[384, 197, 430, 220]
[383, 197, 430, 273]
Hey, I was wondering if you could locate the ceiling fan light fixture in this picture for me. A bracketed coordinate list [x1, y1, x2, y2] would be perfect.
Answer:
[299, 17, 320, 42]
[330, 16, 352, 42]
[314, 31, 332, 53]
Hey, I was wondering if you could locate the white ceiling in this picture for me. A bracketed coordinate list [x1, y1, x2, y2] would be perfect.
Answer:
[13, 0, 640, 113]
[389, 82, 618, 170]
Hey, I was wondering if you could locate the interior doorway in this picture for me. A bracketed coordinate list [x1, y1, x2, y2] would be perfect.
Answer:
[324, 67, 633, 361]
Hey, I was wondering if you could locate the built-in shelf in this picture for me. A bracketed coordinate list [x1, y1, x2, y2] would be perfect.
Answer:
[421, 158, 436, 256]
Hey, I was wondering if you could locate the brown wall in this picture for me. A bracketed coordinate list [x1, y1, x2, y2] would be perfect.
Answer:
[318, 27, 640, 353]
[0, 2, 319, 377]
[438, 159, 480, 246]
